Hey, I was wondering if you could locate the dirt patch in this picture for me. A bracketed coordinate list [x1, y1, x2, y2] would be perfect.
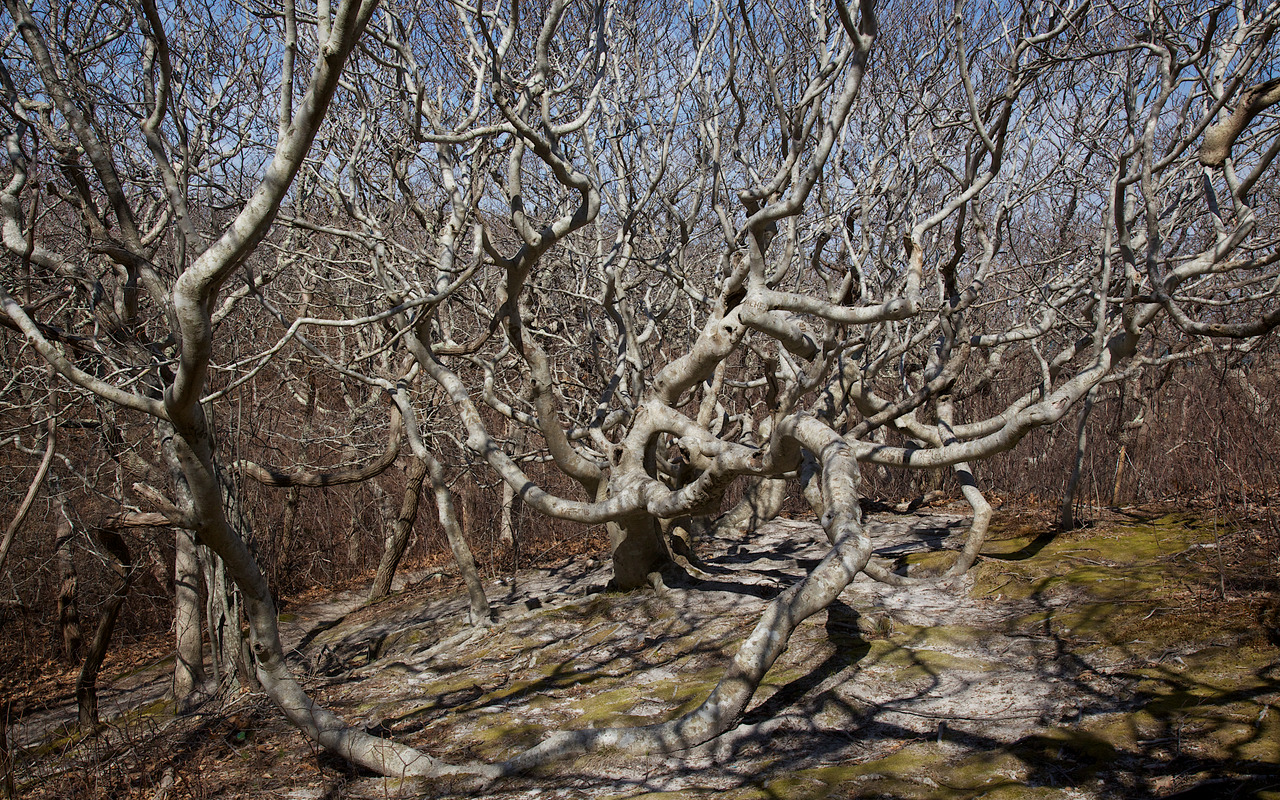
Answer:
[11, 508, 1280, 799]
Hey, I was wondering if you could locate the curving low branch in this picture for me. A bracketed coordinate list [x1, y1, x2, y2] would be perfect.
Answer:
[236, 406, 403, 487]
[1200, 78, 1280, 167]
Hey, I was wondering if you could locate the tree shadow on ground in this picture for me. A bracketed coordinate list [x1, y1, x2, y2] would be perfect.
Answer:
[22, 512, 1280, 800]
[739, 599, 872, 727]
[981, 526, 1062, 561]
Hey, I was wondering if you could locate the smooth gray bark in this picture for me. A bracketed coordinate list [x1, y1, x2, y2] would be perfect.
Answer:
[713, 477, 788, 538]
[424, 454, 491, 624]
[608, 513, 671, 590]
[172, 526, 207, 702]
[501, 418, 869, 772]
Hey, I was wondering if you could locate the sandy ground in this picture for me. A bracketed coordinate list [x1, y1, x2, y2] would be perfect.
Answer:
[12, 508, 1280, 799]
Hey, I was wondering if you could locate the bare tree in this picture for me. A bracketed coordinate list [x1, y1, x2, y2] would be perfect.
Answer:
[0, 0, 461, 777]
[0, 418, 53, 575]
[282, 0, 1277, 772]
[3, 0, 1278, 783]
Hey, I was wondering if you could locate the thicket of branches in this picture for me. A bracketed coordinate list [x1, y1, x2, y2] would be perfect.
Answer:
[2, 0, 1278, 782]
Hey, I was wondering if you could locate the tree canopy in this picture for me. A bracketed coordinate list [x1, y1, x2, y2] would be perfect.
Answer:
[2, 0, 1278, 781]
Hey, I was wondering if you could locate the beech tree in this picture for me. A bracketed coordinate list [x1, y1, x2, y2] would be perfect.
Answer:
[3, 0, 1279, 782]
[0, 0, 443, 776]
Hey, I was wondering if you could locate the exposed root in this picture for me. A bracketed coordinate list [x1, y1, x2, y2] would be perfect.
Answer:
[863, 558, 920, 586]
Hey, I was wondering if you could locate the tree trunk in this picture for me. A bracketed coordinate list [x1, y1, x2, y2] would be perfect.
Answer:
[172, 526, 207, 702]
[942, 461, 992, 576]
[937, 398, 994, 577]
[1110, 443, 1127, 507]
[76, 529, 134, 729]
[499, 422, 526, 550]
[501, 418, 871, 773]
[2, 0, 460, 778]
[369, 457, 427, 602]
[54, 496, 82, 663]
[205, 551, 255, 692]
[0, 417, 55, 576]
[499, 478, 517, 549]
[165, 420, 467, 777]
[456, 478, 475, 542]
[425, 455, 490, 624]
[713, 476, 787, 538]
[608, 512, 670, 590]
[1060, 385, 1098, 529]
[278, 484, 301, 570]
[162, 422, 210, 702]
[800, 450, 827, 518]
[215, 467, 261, 691]
[0, 701, 13, 799]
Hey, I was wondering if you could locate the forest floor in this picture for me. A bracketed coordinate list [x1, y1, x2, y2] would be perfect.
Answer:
[9, 504, 1280, 800]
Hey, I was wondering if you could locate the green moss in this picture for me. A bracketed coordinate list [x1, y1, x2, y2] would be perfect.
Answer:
[971, 516, 1213, 602]
[902, 549, 960, 576]
[375, 627, 434, 658]
[127, 696, 173, 718]
[971, 517, 1250, 657]
[612, 791, 750, 800]
[567, 670, 721, 726]
[891, 624, 993, 651]
[469, 717, 546, 758]
[974, 789, 1076, 799]
[569, 684, 658, 725]
[1011, 725, 1127, 777]
[1013, 685, 1280, 778]
[1203, 705, 1280, 763]
[610, 748, 951, 800]
[462, 667, 723, 759]
[866, 638, 999, 679]
[741, 744, 1073, 800]
[26, 722, 88, 759]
